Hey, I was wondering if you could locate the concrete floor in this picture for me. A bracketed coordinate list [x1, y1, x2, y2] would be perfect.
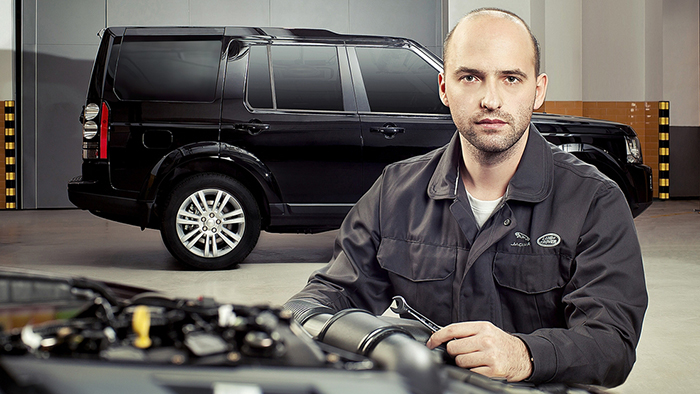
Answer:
[1, 199, 699, 393]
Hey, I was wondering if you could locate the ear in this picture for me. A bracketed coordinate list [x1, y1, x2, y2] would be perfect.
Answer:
[533, 73, 548, 110]
[438, 72, 449, 107]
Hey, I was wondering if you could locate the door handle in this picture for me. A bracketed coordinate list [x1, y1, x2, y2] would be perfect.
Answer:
[370, 124, 405, 139]
[233, 122, 270, 136]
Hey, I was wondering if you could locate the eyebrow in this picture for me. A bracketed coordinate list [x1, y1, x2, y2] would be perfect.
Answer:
[501, 69, 529, 79]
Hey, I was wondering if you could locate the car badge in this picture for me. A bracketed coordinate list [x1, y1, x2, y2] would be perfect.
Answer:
[537, 233, 561, 248]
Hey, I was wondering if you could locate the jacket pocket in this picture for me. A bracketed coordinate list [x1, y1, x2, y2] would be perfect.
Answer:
[377, 237, 456, 282]
[493, 252, 567, 294]
[377, 237, 456, 326]
[493, 252, 570, 332]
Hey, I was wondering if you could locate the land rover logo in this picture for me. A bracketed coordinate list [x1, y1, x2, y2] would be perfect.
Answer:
[537, 233, 561, 248]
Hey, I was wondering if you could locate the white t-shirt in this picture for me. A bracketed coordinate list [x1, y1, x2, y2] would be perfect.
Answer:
[466, 190, 504, 228]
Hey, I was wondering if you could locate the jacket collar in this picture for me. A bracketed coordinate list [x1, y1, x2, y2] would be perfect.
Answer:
[427, 124, 553, 203]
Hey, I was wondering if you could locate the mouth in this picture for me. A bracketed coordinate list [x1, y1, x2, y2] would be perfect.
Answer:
[475, 118, 508, 129]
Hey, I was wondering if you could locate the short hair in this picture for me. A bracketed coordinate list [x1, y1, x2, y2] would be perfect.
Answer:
[443, 8, 541, 76]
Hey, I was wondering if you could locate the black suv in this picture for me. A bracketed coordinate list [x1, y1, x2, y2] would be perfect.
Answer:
[68, 27, 653, 270]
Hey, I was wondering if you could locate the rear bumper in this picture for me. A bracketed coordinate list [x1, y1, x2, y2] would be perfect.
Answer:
[68, 175, 147, 228]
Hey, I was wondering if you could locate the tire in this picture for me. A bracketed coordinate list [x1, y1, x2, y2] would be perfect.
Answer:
[160, 173, 261, 270]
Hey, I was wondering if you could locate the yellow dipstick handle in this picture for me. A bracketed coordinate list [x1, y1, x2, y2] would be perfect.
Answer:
[132, 305, 152, 349]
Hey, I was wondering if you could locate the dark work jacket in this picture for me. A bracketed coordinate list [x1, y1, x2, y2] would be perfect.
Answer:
[286, 128, 648, 387]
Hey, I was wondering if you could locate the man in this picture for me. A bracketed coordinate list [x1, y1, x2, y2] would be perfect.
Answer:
[285, 8, 647, 387]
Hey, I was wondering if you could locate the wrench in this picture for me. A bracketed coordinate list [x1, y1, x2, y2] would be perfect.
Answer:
[390, 295, 443, 333]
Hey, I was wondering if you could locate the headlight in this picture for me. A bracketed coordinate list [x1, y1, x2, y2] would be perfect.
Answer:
[84, 103, 100, 121]
[83, 121, 98, 139]
[625, 136, 642, 164]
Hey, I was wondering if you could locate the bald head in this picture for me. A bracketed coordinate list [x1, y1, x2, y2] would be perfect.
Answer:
[443, 8, 541, 76]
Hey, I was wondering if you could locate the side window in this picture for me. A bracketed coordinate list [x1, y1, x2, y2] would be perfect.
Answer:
[355, 47, 449, 114]
[247, 46, 273, 108]
[246, 45, 343, 111]
[114, 37, 222, 102]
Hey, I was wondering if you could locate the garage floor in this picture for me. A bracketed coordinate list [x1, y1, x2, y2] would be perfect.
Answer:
[1, 199, 699, 393]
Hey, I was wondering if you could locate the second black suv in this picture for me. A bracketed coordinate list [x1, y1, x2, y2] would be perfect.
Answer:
[68, 27, 653, 270]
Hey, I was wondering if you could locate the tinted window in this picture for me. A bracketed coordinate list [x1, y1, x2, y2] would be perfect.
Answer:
[355, 47, 448, 114]
[88, 32, 112, 99]
[114, 37, 222, 102]
[247, 45, 273, 108]
[271, 46, 343, 111]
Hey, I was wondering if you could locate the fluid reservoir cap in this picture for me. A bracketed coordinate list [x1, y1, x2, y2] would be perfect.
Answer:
[132, 305, 152, 349]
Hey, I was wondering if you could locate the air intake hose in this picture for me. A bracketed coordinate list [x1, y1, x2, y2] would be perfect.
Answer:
[314, 309, 444, 394]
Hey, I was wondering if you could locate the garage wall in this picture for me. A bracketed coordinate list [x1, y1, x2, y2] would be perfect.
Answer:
[0, 0, 12, 99]
[662, 0, 700, 197]
[543, 1, 581, 102]
[21, 0, 105, 209]
[663, 0, 700, 127]
[20, 0, 445, 208]
[582, 0, 650, 102]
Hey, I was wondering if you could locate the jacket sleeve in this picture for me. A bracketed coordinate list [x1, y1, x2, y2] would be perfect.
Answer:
[284, 174, 395, 322]
[517, 183, 648, 387]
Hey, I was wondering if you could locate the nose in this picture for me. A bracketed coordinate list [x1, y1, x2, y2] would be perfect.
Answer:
[480, 79, 502, 110]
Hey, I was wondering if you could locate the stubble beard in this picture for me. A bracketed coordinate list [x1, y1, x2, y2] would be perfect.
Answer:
[457, 107, 533, 166]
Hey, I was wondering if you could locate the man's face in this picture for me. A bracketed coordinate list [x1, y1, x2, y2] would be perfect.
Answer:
[439, 14, 548, 155]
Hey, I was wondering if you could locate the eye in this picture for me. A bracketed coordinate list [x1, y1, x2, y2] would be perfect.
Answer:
[505, 76, 521, 84]
[461, 75, 478, 83]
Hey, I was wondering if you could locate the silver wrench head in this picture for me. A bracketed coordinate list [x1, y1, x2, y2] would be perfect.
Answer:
[390, 295, 409, 315]
[390, 295, 443, 333]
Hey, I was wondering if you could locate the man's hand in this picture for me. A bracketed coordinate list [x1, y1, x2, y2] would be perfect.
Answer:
[426, 321, 532, 382]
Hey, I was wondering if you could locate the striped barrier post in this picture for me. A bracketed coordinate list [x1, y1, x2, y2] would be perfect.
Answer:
[4, 101, 16, 209]
[658, 101, 669, 200]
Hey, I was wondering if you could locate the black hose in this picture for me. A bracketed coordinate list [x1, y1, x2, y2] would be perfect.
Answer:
[312, 309, 444, 394]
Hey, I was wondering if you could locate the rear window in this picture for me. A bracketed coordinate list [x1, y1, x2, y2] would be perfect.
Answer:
[114, 36, 222, 102]
[86, 31, 112, 102]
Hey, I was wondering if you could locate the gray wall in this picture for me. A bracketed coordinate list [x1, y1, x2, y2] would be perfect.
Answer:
[21, 0, 105, 209]
[582, 0, 651, 101]
[663, 0, 700, 126]
[20, 0, 445, 208]
[544, 0, 582, 101]
[670, 127, 700, 197]
[0, 0, 13, 98]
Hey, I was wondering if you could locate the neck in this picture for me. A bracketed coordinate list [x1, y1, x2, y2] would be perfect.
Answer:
[460, 128, 528, 201]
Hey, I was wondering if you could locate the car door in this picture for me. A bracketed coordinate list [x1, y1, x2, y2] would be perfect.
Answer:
[348, 45, 456, 191]
[221, 42, 362, 219]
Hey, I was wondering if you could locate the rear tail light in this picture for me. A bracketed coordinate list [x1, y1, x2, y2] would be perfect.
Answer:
[82, 102, 109, 160]
[84, 103, 99, 120]
[99, 102, 109, 159]
[83, 121, 98, 139]
[82, 141, 99, 159]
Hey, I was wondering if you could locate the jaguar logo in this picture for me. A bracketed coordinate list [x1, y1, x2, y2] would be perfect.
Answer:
[537, 233, 561, 248]
[514, 232, 530, 241]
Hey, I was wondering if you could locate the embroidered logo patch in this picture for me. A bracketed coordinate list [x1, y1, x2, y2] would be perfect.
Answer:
[536, 233, 561, 248]
[511, 231, 531, 247]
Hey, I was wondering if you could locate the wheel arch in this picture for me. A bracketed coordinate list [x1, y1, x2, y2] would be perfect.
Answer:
[139, 142, 280, 230]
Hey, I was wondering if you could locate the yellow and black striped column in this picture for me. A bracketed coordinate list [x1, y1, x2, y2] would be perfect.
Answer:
[4, 101, 16, 209]
[658, 101, 669, 200]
